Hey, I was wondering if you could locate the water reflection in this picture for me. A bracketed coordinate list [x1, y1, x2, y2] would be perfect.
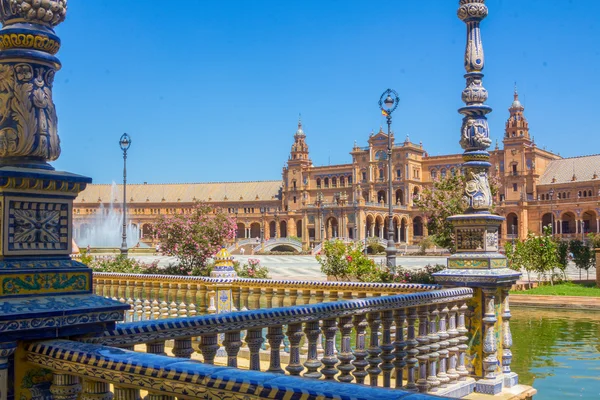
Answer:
[511, 307, 600, 399]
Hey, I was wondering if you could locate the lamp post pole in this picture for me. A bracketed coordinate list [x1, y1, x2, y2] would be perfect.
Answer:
[353, 201, 358, 241]
[379, 89, 399, 271]
[549, 188, 555, 236]
[234, 208, 239, 247]
[119, 133, 131, 256]
[260, 207, 266, 250]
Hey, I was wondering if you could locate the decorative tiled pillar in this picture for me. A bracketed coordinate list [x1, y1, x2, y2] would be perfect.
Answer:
[433, 0, 521, 396]
[0, 3, 127, 400]
[0, 343, 15, 400]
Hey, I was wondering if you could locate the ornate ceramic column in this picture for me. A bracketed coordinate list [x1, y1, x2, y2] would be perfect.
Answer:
[434, 0, 521, 396]
[0, 3, 127, 400]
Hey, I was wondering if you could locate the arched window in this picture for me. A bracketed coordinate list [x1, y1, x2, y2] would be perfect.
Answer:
[451, 167, 456, 177]
[348, 176, 353, 184]
[332, 177, 337, 187]
[441, 169, 447, 179]
[324, 177, 329, 188]
[316, 178, 321, 188]
[431, 170, 437, 180]
[379, 169, 384, 181]
[340, 176, 345, 186]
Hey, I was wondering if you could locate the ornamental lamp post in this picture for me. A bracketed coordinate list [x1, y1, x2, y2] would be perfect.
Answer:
[353, 200, 358, 241]
[379, 89, 400, 271]
[260, 207, 266, 250]
[119, 133, 132, 256]
[234, 208, 239, 247]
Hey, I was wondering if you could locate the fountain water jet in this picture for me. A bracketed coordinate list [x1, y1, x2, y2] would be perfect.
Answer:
[75, 183, 141, 248]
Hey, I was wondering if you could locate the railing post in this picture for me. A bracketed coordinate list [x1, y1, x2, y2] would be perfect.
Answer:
[173, 338, 194, 359]
[285, 323, 305, 376]
[320, 318, 339, 380]
[80, 379, 114, 400]
[393, 309, 407, 388]
[446, 303, 460, 385]
[380, 310, 395, 387]
[113, 386, 140, 400]
[245, 328, 265, 371]
[240, 286, 250, 310]
[427, 304, 441, 392]
[501, 288, 518, 388]
[266, 326, 285, 374]
[352, 313, 369, 384]
[416, 306, 430, 393]
[288, 289, 298, 306]
[336, 316, 355, 383]
[303, 321, 323, 379]
[223, 331, 242, 368]
[50, 373, 81, 400]
[146, 341, 166, 356]
[199, 334, 219, 364]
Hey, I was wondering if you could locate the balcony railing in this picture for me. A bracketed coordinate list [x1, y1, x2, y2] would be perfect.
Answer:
[64, 286, 474, 398]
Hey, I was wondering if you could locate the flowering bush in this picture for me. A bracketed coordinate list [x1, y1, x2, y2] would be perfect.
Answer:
[88, 255, 160, 274]
[154, 202, 236, 275]
[376, 264, 445, 284]
[234, 258, 271, 279]
[316, 240, 378, 282]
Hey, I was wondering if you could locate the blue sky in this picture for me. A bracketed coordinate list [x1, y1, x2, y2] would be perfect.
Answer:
[51, 0, 599, 184]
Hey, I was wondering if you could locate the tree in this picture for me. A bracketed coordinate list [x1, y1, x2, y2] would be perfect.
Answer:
[413, 174, 464, 252]
[414, 173, 501, 253]
[527, 227, 560, 285]
[154, 202, 236, 275]
[570, 239, 594, 281]
[555, 240, 569, 280]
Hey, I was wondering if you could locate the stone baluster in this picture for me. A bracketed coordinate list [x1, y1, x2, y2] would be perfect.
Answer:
[405, 307, 419, 391]
[391, 308, 407, 388]
[427, 305, 440, 392]
[437, 305, 450, 388]
[134, 281, 143, 302]
[303, 321, 322, 379]
[245, 328, 265, 371]
[189, 284, 199, 314]
[142, 300, 151, 321]
[502, 288, 517, 387]
[251, 288, 262, 310]
[134, 298, 143, 321]
[336, 315, 355, 383]
[80, 379, 113, 400]
[416, 306, 430, 393]
[240, 287, 250, 310]
[198, 285, 208, 314]
[456, 301, 469, 381]
[159, 282, 168, 304]
[95, 278, 104, 297]
[169, 301, 178, 319]
[207, 288, 217, 314]
[482, 288, 498, 380]
[288, 289, 298, 306]
[343, 291, 353, 301]
[275, 288, 286, 307]
[232, 287, 240, 311]
[119, 279, 128, 301]
[223, 331, 242, 368]
[285, 323, 305, 376]
[146, 340, 166, 355]
[107, 279, 116, 300]
[352, 313, 369, 384]
[301, 289, 312, 305]
[328, 290, 339, 303]
[113, 386, 140, 400]
[199, 334, 220, 364]
[315, 290, 325, 305]
[264, 288, 274, 308]
[151, 281, 160, 303]
[145, 393, 174, 400]
[168, 283, 177, 303]
[178, 283, 188, 316]
[50, 373, 81, 400]
[173, 338, 194, 359]
[380, 310, 395, 387]
[126, 298, 134, 322]
[366, 312, 382, 387]
[320, 318, 339, 380]
[266, 326, 285, 374]
[446, 303, 460, 385]
[151, 300, 160, 320]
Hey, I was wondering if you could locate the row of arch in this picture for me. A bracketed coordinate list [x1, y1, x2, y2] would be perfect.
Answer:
[539, 190, 596, 201]
[363, 188, 420, 205]
[236, 220, 302, 239]
[506, 209, 600, 238]
[315, 175, 353, 188]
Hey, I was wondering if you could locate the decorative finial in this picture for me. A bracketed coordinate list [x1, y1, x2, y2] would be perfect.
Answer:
[405, 134, 410, 143]
[298, 113, 302, 129]
[495, 139, 499, 150]
[514, 81, 518, 99]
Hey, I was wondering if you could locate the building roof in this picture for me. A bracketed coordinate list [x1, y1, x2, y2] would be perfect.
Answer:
[75, 181, 283, 204]
[539, 154, 600, 185]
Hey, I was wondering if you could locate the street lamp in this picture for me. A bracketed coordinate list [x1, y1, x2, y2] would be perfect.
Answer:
[260, 207, 266, 250]
[511, 224, 516, 246]
[353, 201, 358, 241]
[234, 208, 239, 247]
[549, 188, 555, 236]
[119, 133, 131, 256]
[379, 89, 399, 270]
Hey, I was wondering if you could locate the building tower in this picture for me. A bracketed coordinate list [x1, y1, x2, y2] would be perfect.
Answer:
[283, 117, 312, 218]
[504, 86, 531, 144]
[288, 117, 311, 167]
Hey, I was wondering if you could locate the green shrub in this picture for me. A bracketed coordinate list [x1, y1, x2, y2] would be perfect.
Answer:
[234, 258, 271, 279]
[316, 240, 377, 282]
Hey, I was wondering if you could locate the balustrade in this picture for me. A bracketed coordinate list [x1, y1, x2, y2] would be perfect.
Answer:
[74, 288, 473, 397]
